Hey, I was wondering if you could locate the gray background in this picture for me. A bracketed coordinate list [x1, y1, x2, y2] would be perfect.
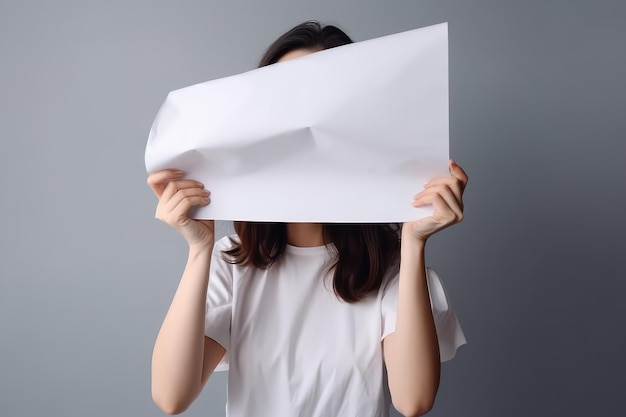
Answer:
[1, 0, 625, 416]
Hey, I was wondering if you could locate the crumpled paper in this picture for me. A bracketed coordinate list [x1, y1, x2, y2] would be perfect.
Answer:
[145, 22, 449, 222]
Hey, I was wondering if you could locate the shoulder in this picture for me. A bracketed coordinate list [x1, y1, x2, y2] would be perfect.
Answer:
[209, 235, 239, 278]
[379, 259, 401, 296]
[212, 234, 239, 255]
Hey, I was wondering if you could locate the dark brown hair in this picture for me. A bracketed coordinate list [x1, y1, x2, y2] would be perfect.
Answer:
[258, 21, 353, 67]
[224, 22, 400, 303]
[224, 223, 401, 302]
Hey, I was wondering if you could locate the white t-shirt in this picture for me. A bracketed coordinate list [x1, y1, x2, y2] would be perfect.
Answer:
[205, 236, 465, 417]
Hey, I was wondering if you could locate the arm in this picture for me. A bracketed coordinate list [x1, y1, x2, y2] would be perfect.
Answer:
[383, 237, 439, 417]
[151, 246, 226, 415]
[147, 170, 225, 415]
[383, 160, 468, 417]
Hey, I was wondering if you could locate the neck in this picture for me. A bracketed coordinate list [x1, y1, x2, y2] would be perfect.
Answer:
[286, 223, 325, 247]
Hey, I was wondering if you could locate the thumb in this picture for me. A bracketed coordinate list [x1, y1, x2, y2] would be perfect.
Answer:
[449, 159, 468, 189]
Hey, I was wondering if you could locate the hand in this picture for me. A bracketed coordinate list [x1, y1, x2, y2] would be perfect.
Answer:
[147, 169, 215, 249]
[403, 160, 468, 243]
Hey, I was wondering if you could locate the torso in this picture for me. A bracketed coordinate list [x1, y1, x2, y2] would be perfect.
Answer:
[210, 238, 395, 417]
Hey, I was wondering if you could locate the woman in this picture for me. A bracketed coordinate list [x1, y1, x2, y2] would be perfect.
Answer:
[148, 21, 468, 417]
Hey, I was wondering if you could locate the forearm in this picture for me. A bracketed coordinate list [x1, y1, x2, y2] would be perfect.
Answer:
[384, 237, 440, 416]
[151, 244, 215, 413]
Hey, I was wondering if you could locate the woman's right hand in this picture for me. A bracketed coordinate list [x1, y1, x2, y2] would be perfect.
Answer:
[147, 169, 215, 249]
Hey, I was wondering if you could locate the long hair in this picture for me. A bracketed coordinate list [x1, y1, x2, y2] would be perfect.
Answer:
[224, 223, 401, 303]
[223, 22, 400, 303]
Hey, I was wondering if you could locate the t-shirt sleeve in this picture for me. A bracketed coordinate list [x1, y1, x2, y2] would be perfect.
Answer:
[204, 237, 234, 372]
[381, 267, 466, 362]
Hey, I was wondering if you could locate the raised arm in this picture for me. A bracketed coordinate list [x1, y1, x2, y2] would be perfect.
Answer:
[383, 160, 468, 417]
[147, 170, 225, 415]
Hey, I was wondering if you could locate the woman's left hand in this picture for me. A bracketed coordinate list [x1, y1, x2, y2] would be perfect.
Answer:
[403, 160, 469, 242]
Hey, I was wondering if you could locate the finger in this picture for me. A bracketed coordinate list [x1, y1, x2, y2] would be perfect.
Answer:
[436, 186, 464, 220]
[414, 184, 461, 208]
[412, 188, 437, 207]
[156, 188, 210, 222]
[165, 194, 211, 224]
[413, 186, 463, 220]
[430, 193, 463, 224]
[163, 187, 210, 215]
[156, 182, 206, 220]
[413, 191, 454, 218]
[449, 160, 469, 189]
[147, 169, 184, 197]
[422, 177, 463, 203]
[160, 179, 205, 204]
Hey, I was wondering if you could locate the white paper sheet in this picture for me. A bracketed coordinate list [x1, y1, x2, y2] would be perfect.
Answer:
[145, 22, 449, 222]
